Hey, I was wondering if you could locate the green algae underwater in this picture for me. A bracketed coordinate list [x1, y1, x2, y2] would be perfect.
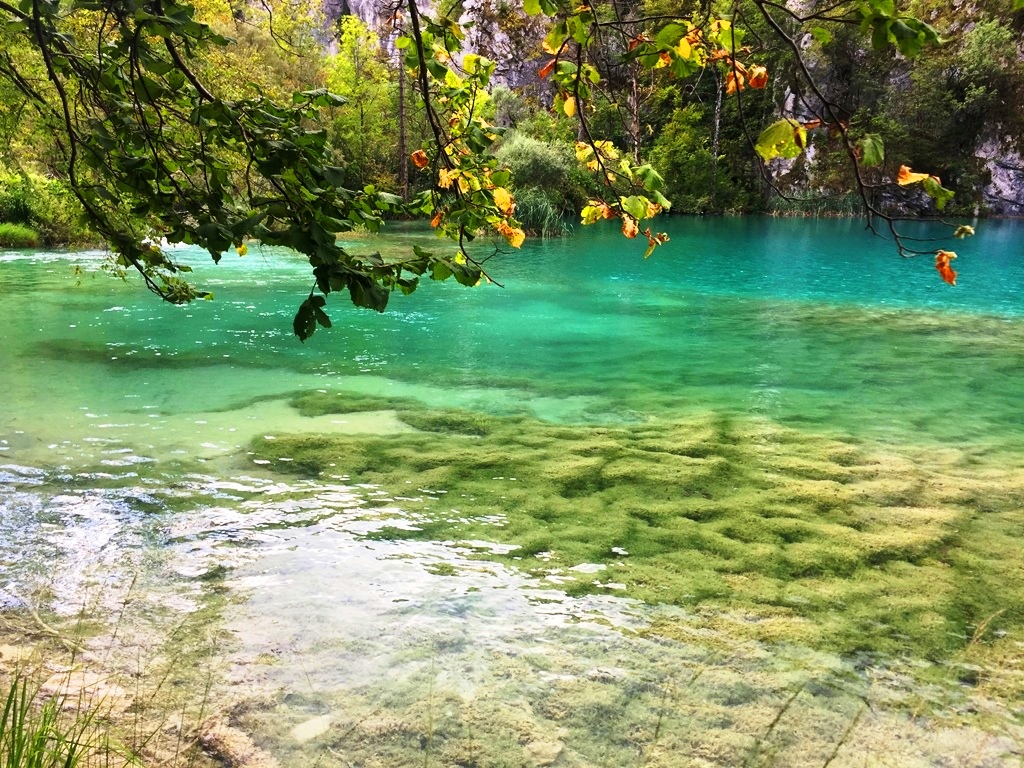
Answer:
[253, 390, 1024, 687]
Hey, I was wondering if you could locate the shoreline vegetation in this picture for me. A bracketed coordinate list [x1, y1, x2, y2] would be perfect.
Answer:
[0, 171, 99, 249]
[1, 155, 1015, 254]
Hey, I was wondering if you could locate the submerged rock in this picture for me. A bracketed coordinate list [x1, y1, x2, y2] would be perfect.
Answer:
[524, 738, 564, 766]
[200, 718, 280, 768]
[288, 714, 331, 742]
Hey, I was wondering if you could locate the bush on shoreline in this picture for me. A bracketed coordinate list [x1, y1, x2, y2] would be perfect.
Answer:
[0, 170, 96, 247]
[0, 222, 39, 248]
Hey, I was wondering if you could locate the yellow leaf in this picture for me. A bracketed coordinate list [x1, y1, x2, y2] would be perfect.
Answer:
[676, 38, 691, 59]
[897, 165, 930, 186]
[563, 96, 577, 117]
[493, 187, 515, 216]
[438, 168, 456, 189]
[236, 243, 248, 257]
[508, 227, 526, 248]
[953, 225, 975, 239]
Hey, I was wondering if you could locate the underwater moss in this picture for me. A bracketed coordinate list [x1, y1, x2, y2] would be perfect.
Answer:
[288, 390, 420, 416]
[253, 391, 1024, 673]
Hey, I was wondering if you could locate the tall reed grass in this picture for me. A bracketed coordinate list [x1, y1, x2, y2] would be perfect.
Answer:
[0, 672, 115, 768]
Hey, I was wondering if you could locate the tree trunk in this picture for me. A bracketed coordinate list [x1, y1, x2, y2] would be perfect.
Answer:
[398, 65, 409, 202]
[711, 68, 723, 210]
[628, 65, 642, 163]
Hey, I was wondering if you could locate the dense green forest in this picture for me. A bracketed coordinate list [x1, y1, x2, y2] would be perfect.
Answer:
[1, 0, 1022, 326]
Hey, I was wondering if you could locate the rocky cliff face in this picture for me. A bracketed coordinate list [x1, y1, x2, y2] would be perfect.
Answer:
[978, 134, 1024, 215]
[326, 0, 545, 88]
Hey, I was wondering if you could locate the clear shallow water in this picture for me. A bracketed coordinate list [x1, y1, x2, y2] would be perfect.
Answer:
[1, 218, 1023, 765]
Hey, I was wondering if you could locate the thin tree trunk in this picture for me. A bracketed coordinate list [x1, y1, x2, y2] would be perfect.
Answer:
[398, 65, 408, 202]
[711, 68, 723, 210]
[628, 65, 641, 163]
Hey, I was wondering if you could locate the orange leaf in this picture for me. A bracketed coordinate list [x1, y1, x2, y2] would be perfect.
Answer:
[748, 65, 768, 89]
[725, 70, 745, 94]
[628, 35, 649, 52]
[411, 149, 430, 169]
[935, 250, 957, 286]
[496, 221, 525, 248]
[431, 210, 444, 228]
[897, 165, 931, 186]
[538, 59, 555, 79]
[802, 119, 822, 130]
[621, 215, 639, 239]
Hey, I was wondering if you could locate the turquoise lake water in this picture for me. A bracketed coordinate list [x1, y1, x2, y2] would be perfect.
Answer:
[0, 217, 1022, 766]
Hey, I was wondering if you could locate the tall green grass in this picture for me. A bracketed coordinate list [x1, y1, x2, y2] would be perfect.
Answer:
[0, 673, 107, 768]
[766, 192, 862, 217]
[514, 187, 571, 238]
[0, 223, 40, 249]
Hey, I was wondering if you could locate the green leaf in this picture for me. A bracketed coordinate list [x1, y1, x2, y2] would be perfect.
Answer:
[890, 20, 923, 57]
[871, 21, 891, 51]
[523, 0, 541, 14]
[348, 275, 390, 311]
[293, 299, 317, 342]
[922, 177, 954, 210]
[313, 307, 332, 328]
[810, 26, 832, 45]
[621, 196, 648, 222]
[431, 262, 452, 281]
[654, 23, 687, 47]
[870, 0, 895, 17]
[1014, 0, 1024, 10]
[857, 134, 885, 167]
[755, 119, 807, 162]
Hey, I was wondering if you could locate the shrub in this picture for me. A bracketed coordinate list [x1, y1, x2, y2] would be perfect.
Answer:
[494, 132, 572, 190]
[494, 133, 589, 236]
[0, 171, 93, 245]
[0, 222, 40, 248]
